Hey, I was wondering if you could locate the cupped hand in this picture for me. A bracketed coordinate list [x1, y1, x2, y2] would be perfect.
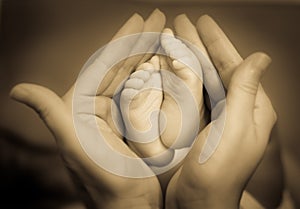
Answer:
[166, 15, 277, 209]
[10, 9, 166, 209]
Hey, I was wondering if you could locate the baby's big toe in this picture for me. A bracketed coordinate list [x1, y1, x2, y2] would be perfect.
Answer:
[120, 88, 138, 103]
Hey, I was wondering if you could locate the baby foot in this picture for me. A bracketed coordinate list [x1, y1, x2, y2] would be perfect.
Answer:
[120, 56, 174, 166]
[160, 28, 205, 149]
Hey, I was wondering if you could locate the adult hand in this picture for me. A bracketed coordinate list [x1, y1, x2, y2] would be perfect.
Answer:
[166, 15, 277, 209]
[10, 9, 166, 209]
[194, 15, 283, 208]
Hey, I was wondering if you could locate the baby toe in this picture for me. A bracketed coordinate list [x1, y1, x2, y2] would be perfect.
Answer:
[124, 78, 144, 89]
[130, 68, 152, 81]
[137, 62, 155, 71]
[121, 88, 138, 101]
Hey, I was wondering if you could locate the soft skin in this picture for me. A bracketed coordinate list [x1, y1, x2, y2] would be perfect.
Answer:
[120, 28, 206, 167]
[10, 10, 166, 209]
[165, 15, 278, 209]
[179, 14, 283, 208]
[9, 11, 281, 209]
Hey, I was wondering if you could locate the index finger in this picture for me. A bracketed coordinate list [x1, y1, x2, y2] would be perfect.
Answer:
[196, 15, 243, 88]
[173, 14, 208, 59]
[102, 9, 166, 96]
[64, 13, 144, 98]
[95, 13, 145, 95]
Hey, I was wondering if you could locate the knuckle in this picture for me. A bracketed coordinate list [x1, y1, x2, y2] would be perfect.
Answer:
[232, 80, 258, 95]
[37, 104, 51, 120]
[220, 60, 239, 72]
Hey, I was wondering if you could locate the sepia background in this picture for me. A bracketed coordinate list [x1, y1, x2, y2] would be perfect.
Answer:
[1, 0, 300, 208]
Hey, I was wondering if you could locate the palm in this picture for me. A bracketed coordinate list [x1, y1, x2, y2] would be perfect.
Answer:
[10, 10, 167, 209]
[166, 57, 275, 209]
[166, 15, 276, 209]
[61, 89, 163, 207]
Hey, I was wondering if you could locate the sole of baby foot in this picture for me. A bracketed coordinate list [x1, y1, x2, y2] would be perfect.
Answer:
[120, 57, 174, 166]
[160, 28, 204, 149]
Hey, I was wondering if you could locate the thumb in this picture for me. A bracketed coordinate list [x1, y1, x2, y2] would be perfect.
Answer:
[227, 52, 271, 117]
[10, 83, 71, 140]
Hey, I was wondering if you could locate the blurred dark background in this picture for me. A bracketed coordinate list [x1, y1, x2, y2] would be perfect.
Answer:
[1, 0, 300, 208]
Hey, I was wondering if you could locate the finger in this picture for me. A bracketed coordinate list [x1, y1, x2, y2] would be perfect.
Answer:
[144, 8, 166, 32]
[131, 9, 166, 66]
[190, 52, 270, 164]
[173, 14, 209, 59]
[157, 28, 174, 70]
[74, 13, 144, 97]
[197, 15, 243, 88]
[253, 86, 277, 140]
[10, 84, 152, 180]
[94, 96, 124, 138]
[99, 13, 144, 67]
[227, 52, 271, 119]
[95, 13, 144, 95]
[10, 84, 74, 147]
[137, 8, 166, 65]
[102, 9, 166, 96]
[111, 14, 142, 39]
[106, 8, 166, 78]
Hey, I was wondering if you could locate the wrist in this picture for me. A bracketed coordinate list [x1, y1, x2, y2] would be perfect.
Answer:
[177, 198, 240, 209]
[174, 183, 241, 209]
[173, 170, 244, 209]
[99, 197, 161, 209]
[104, 202, 160, 209]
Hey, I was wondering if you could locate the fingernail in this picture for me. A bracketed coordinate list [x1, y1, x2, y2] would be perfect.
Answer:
[252, 52, 272, 70]
[250, 52, 272, 80]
